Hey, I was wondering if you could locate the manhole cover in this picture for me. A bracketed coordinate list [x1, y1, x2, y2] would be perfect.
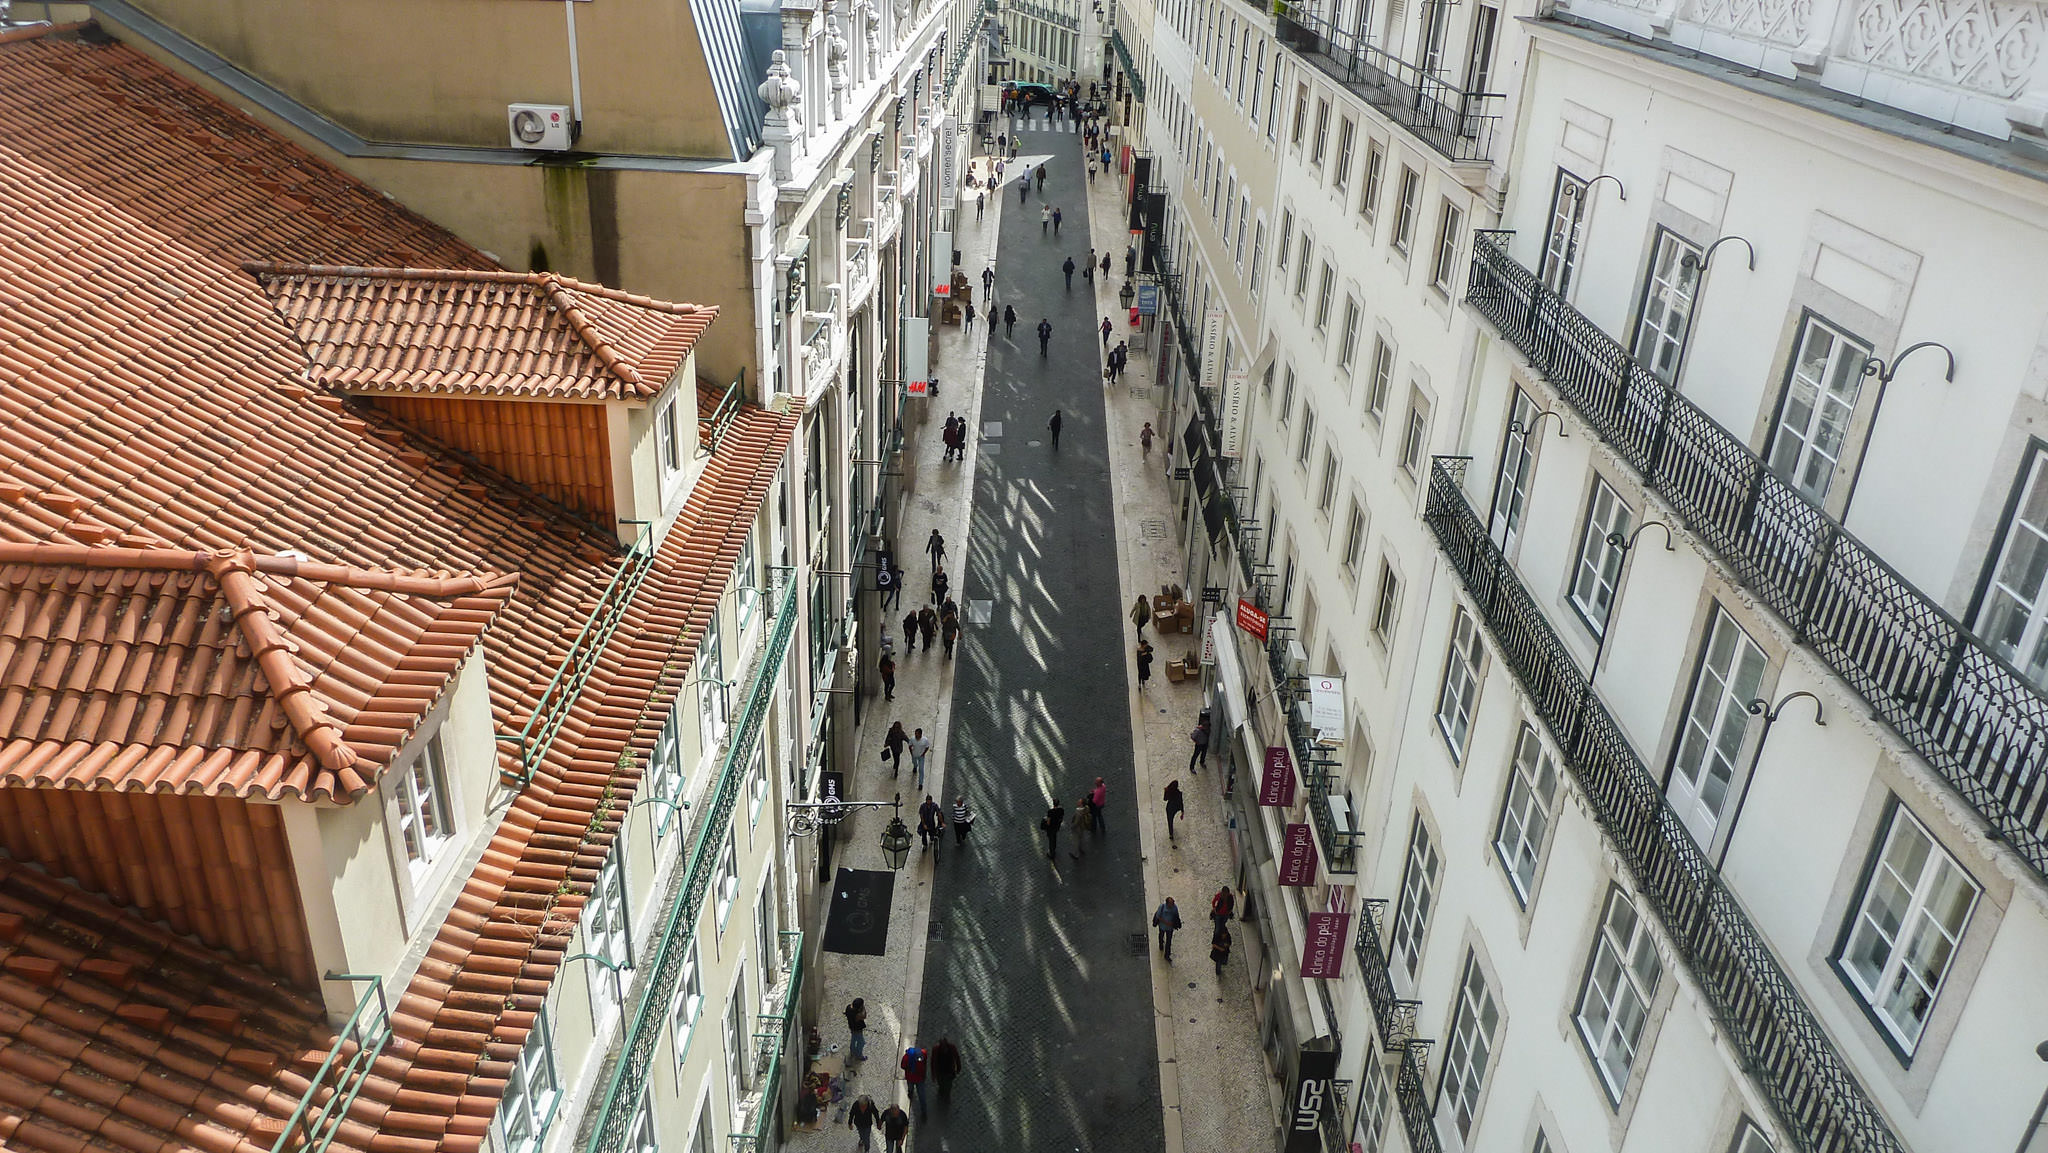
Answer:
[1027, 439, 1042, 447]
[1128, 932, 1148, 957]
[1141, 519, 1168, 539]
[967, 599, 993, 625]
[981, 421, 1003, 439]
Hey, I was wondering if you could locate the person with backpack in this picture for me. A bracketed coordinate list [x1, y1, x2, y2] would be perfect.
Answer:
[1211, 885, 1237, 933]
[1152, 896, 1183, 961]
[1188, 718, 1211, 774]
[900, 1044, 930, 1120]
[1211, 923, 1233, 977]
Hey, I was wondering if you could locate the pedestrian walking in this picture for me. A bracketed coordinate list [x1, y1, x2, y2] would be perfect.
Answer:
[931, 566, 949, 604]
[1037, 318, 1053, 356]
[1040, 799, 1065, 859]
[1089, 776, 1109, 833]
[880, 1103, 910, 1153]
[1088, 246, 1097, 271]
[918, 795, 944, 856]
[931, 1038, 963, 1103]
[951, 795, 975, 845]
[1130, 593, 1151, 634]
[907, 727, 932, 787]
[1153, 897, 1183, 960]
[1069, 791, 1093, 858]
[849, 1096, 880, 1151]
[1100, 252, 1111, 278]
[1020, 176, 1029, 203]
[1041, 204, 1051, 232]
[925, 528, 946, 572]
[1100, 316, 1113, 346]
[964, 301, 976, 331]
[1189, 717, 1211, 773]
[901, 1045, 930, 1120]
[1052, 206, 1063, 235]
[1211, 885, 1237, 933]
[941, 612, 960, 658]
[902, 609, 919, 653]
[1082, 260, 1094, 285]
[976, 190, 985, 221]
[982, 266, 995, 299]
[845, 998, 869, 1060]
[879, 652, 896, 701]
[1063, 256, 1075, 289]
[1003, 305, 1017, 337]
[1036, 163, 1046, 188]
[1211, 924, 1233, 976]
[1136, 637, 1154, 684]
[884, 721, 908, 777]
[988, 307, 999, 338]
[1089, 159, 1097, 182]
[918, 606, 938, 652]
[1048, 408, 1062, 447]
[1125, 245, 1136, 276]
[1163, 780, 1186, 842]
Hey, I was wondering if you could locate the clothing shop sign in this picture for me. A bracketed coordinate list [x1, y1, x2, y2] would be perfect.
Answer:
[1260, 745, 1296, 807]
[1285, 1044, 1339, 1153]
[1278, 822, 1318, 886]
[1299, 911, 1351, 980]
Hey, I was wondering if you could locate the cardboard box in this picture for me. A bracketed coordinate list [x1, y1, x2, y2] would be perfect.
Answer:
[1164, 659, 1188, 683]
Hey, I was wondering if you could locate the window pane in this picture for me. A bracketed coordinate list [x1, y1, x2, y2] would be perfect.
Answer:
[1839, 806, 1980, 1051]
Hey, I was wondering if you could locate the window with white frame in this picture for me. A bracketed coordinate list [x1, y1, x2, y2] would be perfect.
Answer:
[1431, 201, 1464, 293]
[500, 1015, 560, 1153]
[1531, 1130, 1554, 1153]
[1730, 1120, 1777, 1153]
[697, 614, 729, 757]
[394, 734, 454, 879]
[1838, 804, 1980, 1054]
[584, 847, 633, 1023]
[1310, 97, 1331, 166]
[1333, 118, 1356, 191]
[1439, 953, 1502, 1140]
[1372, 561, 1400, 644]
[1366, 338, 1393, 426]
[1492, 390, 1540, 549]
[1766, 314, 1871, 503]
[1975, 445, 2048, 686]
[1294, 233, 1313, 298]
[671, 942, 703, 1068]
[1358, 1048, 1392, 1153]
[1236, 197, 1250, 266]
[1576, 887, 1664, 1099]
[1392, 167, 1421, 254]
[1342, 500, 1368, 576]
[1338, 298, 1362, 375]
[1399, 398, 1427, 479]
[1315, 262, 1335, 332]
[1250, 219, 1266, 293]
[626, 1094, 658, 1153]
[650, 702, 686, 838]
[747, 741, 769, 825]
[1297, 404, 1318, 468]
[1494, 725, 1559, 905]
[1632, 229, 1704, 384]
[1292, 82, 1309, 146]
[1668, 607, 1768, 849]
[687, 1104, 715, 1153]
[1279, 367, 1297, 425]
[1391, 813, 1440, 979]
[1278, 209, 1294, 275]
[723, 980, 751, 1106]
[1252, 41, 1267, 124]
[754, 862, 781, 992]
[713, 827, 740, 923]
[1268, 55, 1284, 139]
[734, 530, 759, 636]
[1436, 610, 1484, 759]
[658, 399, 683, 475]
[1317, 449, 1339, 514]
[1567, 478, 1633, 635]
[1540, 170, 1589, 296]
[1360, 141, 1385, 222]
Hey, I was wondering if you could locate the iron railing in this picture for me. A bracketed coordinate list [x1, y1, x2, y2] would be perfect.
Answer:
[1426, 456, 1905, 1153]
[1353, 901, 1421, 1052]
[1466, 230, 2048, 883]
[1394, 1039, 1442, 1153]
[500, 530, 656, 785]
[706, 371, 746, 456]
[1274, 9, 1501, 165]
[1111, 30, 1146, 101]
[269, 976, 393, 1153]
[733, 930, 804, 1153]
[585, 581, 801, 1153]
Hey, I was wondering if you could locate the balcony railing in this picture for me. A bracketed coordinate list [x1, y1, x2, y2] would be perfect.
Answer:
[1275, 9, 1500, 165]
[733, 930, 804, 1153]
[1426, 456, 1904, 1153]
[1466, 230, 2048, 883]
[269, 976, 392, 1153]
[1353, 901, 1422, 1051]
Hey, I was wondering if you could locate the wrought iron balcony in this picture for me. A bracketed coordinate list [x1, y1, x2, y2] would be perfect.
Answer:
[1354, 901, 1422, 1051]
[1466, 230, 2048, 884]
[1426, 456, 1904, 1153]
[1274, 9, 1501, 165]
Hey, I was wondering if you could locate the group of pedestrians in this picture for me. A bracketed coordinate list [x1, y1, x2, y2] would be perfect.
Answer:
[1103, 337, 1130, 384]
[940, 412, 971, 462]
[842, 1031, 966, 1152]
[1150, 886, 1236, 975]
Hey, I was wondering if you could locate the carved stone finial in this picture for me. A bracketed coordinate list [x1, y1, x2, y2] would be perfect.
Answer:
[760, 49, 803, 117]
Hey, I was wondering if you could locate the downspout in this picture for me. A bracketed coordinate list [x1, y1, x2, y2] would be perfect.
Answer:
[565, 0, 587, 141]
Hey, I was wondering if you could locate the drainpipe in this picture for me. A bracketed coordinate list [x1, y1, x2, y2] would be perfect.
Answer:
[565, 0, 587, 141]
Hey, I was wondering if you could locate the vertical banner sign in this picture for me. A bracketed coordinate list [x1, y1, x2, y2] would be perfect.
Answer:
[1136, 282, 1159, 316]
[938, 113, 959, 206]
[1235, 597, 1270, 641]
[1278, 823, 1319, 886]
[1199, 307, 1225, 388]
[1201, 615, 1218, 666]
[931, 230, 953, 296]
[1259, 745, 1296, 807]
[1309, 675, 1344, 737]
[1219, 367, 1249, 458]
[1286, 1046, 1340, 1153]
[1300, 912, 1352, 980]
[903, 317, 930, 396]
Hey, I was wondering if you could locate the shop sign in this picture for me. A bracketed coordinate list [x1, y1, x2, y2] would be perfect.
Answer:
[1285, 1045, 1339, 1153]
[1235, 597, 1269, 640]
[1278, 822, 1318, 886]
[1309, 675, 1344, 736]
[1219, 368, 1249, 458]
[1299, 912, 1351, 980]
[1259, 745, 1296, 807]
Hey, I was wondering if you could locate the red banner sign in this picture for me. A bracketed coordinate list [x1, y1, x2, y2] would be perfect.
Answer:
[1260, 744, 1296, 807]
[1235, 597, 1269, 641]
[1300, 911, 1352, 980]
[1278, 822, 1318, 887]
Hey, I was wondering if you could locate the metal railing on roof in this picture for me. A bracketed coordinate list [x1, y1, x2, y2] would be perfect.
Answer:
[1274, 8, 1500, 165]
[706, 370, 746, 457]
[498, 527, 657, 786]
[1466, 230, 2048, 884]
[1425, 456, 1905, 1153]
[584, 578, 800, 1153]
[269, 975, 393, 1153]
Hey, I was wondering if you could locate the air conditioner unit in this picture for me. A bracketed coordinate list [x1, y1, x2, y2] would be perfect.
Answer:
[507, 103, 574, 151]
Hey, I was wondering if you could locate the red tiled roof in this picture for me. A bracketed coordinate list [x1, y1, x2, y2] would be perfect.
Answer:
[0, 22, 800, 1153]
[0, 543, 516, 801]
[250, 265, 719, 401]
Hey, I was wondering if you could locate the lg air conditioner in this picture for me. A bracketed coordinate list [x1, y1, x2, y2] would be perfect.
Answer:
[507, 104, 574, 151]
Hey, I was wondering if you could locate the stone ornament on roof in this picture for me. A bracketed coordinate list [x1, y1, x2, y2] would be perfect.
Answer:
[760, 49, 803, 121]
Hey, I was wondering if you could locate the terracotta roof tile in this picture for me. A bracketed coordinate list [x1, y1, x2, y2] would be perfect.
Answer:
[250, 265, 718, 401]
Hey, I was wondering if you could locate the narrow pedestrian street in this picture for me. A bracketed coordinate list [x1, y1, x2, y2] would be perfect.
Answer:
[787, 105, 1277, 1153]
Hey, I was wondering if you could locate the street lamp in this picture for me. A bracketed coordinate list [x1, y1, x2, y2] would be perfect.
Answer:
[1585, 521, 1674, 686]
[1119, 280, 1135, 310]
[1839, 340, 1957, 524]
[1483, 408, 1568, 538]
[1717, 690, 1827, 869]
[786, 792, 916, 871]
[2015, 1040, 2048, 1153]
